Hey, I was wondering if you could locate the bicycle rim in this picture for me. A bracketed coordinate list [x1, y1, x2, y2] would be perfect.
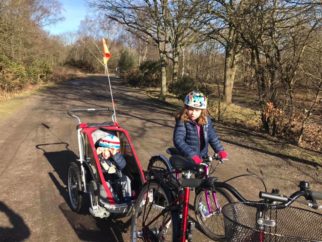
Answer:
[131, 181, 178, 242]
[194, 187, 232, 240]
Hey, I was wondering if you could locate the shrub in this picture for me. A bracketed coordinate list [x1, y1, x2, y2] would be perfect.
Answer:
[64, 59, 96, 72]
[138, 60, 161, 87]
[126, 70, 142, 87]
[0, 54, 55, 92]
[169, 75, 210, 99]
[27, 61, 53, 84]
[118, 50, 135, 74]
[0, 55, 28, 92]
[126, 60, 161, 88]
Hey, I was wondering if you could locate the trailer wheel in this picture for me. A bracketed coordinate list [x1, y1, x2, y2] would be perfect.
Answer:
[68, 162, 84, 212]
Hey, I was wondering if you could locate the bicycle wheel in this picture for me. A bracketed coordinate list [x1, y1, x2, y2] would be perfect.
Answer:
[131, 181, 179, 242]
[147, 156, 172, 173]
[194, 187, 232, 241]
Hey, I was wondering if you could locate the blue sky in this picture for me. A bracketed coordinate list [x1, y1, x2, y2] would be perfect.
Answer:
[44, 0, 89, 35]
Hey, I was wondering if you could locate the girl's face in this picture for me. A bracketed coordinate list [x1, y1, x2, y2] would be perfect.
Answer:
[187, 107, 202, 121]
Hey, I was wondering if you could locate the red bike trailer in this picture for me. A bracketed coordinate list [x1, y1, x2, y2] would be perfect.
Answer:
[67, 109, 146, 218]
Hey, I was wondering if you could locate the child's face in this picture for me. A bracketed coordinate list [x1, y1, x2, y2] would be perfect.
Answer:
[97, 147, 119, 159]
[187, 107, 202, 121]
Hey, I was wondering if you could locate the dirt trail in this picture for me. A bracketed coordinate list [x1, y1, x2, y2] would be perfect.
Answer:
[0, 75, 320, 242]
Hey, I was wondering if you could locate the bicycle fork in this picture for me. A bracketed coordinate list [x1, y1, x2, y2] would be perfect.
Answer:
[203, 166, 221, 216]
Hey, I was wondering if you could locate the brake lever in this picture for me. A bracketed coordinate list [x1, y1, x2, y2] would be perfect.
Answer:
[213, 153, 228, 164]
[308, 202, 320, 209]
[220, 158, 228, 164]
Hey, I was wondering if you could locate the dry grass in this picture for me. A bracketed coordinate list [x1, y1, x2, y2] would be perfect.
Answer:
[50, 66, 86, 83]
[208, 101, 262, 129]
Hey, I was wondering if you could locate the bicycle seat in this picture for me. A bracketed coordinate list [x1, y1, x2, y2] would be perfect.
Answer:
[166, 147, 181, 156]
[169, 155, 198, 172]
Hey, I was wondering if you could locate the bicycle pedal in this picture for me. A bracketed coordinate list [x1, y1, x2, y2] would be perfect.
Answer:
[188, 220, 195, 230]
[186, 221, 195, 242]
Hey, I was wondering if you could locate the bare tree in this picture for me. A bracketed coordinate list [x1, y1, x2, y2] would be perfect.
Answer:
[236, 0, 321, 135]
[195, 0, 243, 104]
[296, 30, 322, 147]
[164, 1, 203, 83]
[89, 0, 204, 99]
[89, 0, 170, 99]
[31, 0, 64, 27]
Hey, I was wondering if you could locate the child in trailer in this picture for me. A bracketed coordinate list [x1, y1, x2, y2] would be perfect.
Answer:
[173, 90, 228, 164]
[96, 132, 132, 203]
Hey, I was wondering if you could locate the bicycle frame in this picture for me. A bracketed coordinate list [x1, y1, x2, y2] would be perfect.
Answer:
[171, 157, 226, 242]
[180, 186, 191, 242]
[171, 170, 194, 242]
[173, 159, 228, 241]
[177, 169, 227, 242]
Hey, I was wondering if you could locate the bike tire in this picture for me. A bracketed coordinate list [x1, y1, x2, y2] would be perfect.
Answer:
[147, 156, 172, 173]
[131, 181, 179, 242]
[194, 187, 232, 241]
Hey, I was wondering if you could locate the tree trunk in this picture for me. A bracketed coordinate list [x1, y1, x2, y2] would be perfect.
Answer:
[160, 52, 167, 100]
[224, 49, 238, 104]
[172, 50, 180, 83]
[181, 47, 185, 77]
[223, 25, 239, 104]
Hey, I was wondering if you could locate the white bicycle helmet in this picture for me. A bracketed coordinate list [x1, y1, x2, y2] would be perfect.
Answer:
[98, 133, 121, 150]
[184, 91, 207, 109]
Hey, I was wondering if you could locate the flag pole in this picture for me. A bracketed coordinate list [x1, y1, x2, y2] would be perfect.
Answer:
[102, 38, 117, 123]
[105, 64, 117, 123]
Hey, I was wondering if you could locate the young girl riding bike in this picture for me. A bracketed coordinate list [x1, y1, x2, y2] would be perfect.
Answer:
[173, 90, 227, 164]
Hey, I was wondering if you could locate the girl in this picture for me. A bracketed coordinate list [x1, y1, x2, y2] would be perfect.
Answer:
[173, 90, 227, 164]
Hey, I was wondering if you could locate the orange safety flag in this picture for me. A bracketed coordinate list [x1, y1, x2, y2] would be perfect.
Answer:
[102, 38, 112, 65]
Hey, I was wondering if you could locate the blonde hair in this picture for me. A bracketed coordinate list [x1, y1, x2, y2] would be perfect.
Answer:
[175, 106, 208, 125]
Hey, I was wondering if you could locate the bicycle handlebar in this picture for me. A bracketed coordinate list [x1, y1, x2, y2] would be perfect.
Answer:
[202, 154, 227, 164]
[311, 191, 322, 200]
[260, 192, 289, 202]
[259, 183, 322, 209]
[260, 190, 322, 202]
[196, 177, 322, 210]
[67, 108, 110, 123]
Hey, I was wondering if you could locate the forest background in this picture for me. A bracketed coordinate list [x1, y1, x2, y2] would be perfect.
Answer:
[0, 0, 321, 157]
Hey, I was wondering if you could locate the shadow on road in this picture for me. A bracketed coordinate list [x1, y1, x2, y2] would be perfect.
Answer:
[0, 201, 30, 242]
[36, 142, 75, 187]
[59, 202, 130, 242]
[36, 142, 130, 242]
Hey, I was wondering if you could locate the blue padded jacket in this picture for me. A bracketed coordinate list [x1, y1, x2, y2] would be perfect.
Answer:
[173, 116, 223, 158]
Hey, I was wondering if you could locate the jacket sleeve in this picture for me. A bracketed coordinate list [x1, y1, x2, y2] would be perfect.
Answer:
[112, 153, 126, 170]
[173, 119, 198, 158]
[207, 117, 224, 153]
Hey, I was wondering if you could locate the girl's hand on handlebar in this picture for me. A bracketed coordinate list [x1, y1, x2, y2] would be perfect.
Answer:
[218, 150, 228, 160]
[192, 155, 203, 164]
